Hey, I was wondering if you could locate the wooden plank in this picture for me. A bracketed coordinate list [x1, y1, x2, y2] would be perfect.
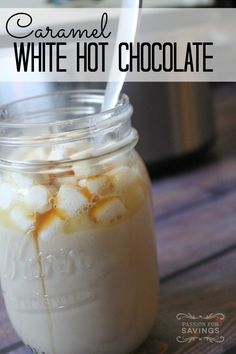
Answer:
[0, 293, 22, 351]
[156, 189, 236, 278]
[143, 249, 236, 354]
[0, 343, 23, 354]
[152, 157, 236, 220]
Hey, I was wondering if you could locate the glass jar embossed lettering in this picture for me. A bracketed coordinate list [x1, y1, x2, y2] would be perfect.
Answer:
[0, 91, 159, 354]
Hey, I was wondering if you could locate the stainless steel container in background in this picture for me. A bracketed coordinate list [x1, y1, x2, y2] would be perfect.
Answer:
[124, 82, 215, 165]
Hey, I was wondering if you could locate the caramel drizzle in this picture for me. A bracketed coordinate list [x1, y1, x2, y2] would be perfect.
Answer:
[29, 183, 99, 354]
[32, 212, 61, 354]
[32, 232, 56, 354]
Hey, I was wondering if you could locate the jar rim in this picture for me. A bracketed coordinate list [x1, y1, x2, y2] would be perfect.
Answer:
[0, 89, 133, 147]
[0, 89, 130, 129]
[0, 89, 138, 172]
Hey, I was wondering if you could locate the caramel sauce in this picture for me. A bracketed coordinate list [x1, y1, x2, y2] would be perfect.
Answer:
[49, 170, 75, 180]
[105, 176, 116, 194]
[33, 214, 58, 354]
[80, 186, 98, 203]
[35, 207, 66, 236]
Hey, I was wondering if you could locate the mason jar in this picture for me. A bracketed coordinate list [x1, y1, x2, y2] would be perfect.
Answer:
[0, 90, 159, 354]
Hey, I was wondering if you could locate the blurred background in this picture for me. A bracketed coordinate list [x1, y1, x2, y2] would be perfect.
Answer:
[0, 0, 236, 178]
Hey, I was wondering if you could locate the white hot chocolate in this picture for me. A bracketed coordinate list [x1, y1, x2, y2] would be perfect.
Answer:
[0, 148, 159, 354]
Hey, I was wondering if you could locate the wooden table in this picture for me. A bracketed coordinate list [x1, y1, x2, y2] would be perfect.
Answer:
[1, 85, 236, 354]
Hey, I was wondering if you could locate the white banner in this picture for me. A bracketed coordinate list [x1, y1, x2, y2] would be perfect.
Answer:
[0, 8, 236, 82]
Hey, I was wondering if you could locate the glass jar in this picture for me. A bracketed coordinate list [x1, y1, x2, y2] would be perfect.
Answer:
[0, 90, 159, 354]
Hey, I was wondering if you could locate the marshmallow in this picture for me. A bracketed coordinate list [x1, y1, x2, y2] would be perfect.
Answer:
[57, 185, 89, 217]
[22, 185, 52, 214]
[48, 146, 69, 161]
[11, 173, 34, 188]
[66, 141, 92, 160]
[70, 147, 91, 160]
[108, 166, 136, 193]
[27, 147, 51, 161]
[77, 179, 87, 189]
[10, 206, 35, 233]
[71, 151, 90, 160]
[48, 143, 90, 162]
[90, 197, 126, 224]
[72, 160, 103, 179]
[39, 215, 64, 241]
[64, 142, 78, 151]
[62, 142, 81, 155]
[9, 171, 51, 188]
[0, 183, 16, 210]
[79, 175, 110, 196]
[55, 174, 77, 188]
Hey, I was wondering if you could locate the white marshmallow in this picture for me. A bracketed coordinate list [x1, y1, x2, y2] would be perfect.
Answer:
[39, 216, 64, 241]
[61, 142, 79, 155]
[70, 151, 90, 160]
[22, 185, 52, 214]
[108, 166, 136, 193]
[11, 173, 34, 188]
[57, 185, 89, 217]
[79, 175, 110, 195]
[90, 197, 126, 224]
[64, 142, 77, 151]
[55, 175, 77, 188]
[10, 206, 35, 233]
[48, 143, 88, 161]
[72, 161, 102, 178]
[8, 171, 51, 188]
[0, 183, 16, 210]
[70, 148, 91, 160]
[77, 178, 87, 189]
[27, 147, 51, 161]
[48, 146, 69, 161]
[68, 141, 92, 160]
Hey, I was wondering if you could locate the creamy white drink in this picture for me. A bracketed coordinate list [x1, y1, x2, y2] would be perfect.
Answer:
[0, 148, 159, 354]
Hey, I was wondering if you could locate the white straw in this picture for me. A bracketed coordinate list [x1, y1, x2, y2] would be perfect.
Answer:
[102, 0, 141, 112]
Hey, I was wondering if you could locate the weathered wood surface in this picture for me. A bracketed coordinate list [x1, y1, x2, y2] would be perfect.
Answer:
[155, 172, 236, 279]
[1, 86, 236, 353]
[0, 293, 21, 351]
[143, 249, 236, 354]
